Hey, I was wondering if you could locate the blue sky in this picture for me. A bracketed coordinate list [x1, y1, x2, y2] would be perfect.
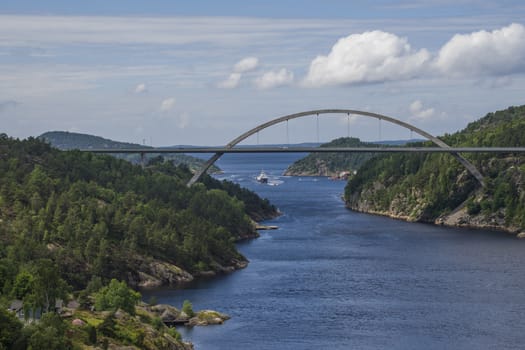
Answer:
[1, 1, 525, 145]
[0, 0, 495, 18]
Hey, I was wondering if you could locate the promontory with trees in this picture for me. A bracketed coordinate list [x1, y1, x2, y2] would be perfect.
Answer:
[0, 134, 277, 349]
[283, 137, 379, 177]
[344, 104, 525, 235]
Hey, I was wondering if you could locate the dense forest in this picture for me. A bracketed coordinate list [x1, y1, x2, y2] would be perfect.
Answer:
[0, 135, 277, 348]
[345, 105, 525, 233]
[283, 137, 379, 176]
[39, 131, 220, 174]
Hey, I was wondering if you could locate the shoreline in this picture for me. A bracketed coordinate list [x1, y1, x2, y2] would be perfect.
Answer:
[137, 212, 281, 289]
[345, 204, 524, 238]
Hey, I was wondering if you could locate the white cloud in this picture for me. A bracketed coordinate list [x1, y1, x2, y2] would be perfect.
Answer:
[217, 57, 259, 89]
[303, 24, 525, 87]
[303, 30, 431, 87]
[160, 97, 176, 112]
[408, 100, 436, 121]
[234, 57, 259, 73]
[217, 72, 242, 89]
[254, 68, 294, 89]
[435, 23, 525, 77]
[134, 83, 147, 93]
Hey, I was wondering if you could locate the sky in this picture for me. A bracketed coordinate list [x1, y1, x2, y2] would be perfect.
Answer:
[1, 1, 525, 146]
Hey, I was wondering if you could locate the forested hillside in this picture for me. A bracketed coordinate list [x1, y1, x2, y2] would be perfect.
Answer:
[39, 131, 220, 174]
[283, 137, 378, 176]
[0, 134, 277, 290]
[345, 105, 525, 234]
[0, 134, 278, 348]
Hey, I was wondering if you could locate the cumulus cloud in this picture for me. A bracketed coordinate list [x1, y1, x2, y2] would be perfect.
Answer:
[435, 23, 525, 77]
[408, 100, 435, 121]
[217, 73, 242, 89]
[303, 30, 431, 87]
[254, 68, 294, 89]
[218, 57, 259, 89]
[160, 97, 176, 112]
[302, 24, 525, 87]
[134, 83, 147, 93]
[234, 57, 259, 73]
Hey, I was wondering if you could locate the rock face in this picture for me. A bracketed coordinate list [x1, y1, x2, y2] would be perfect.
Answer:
[346, 173, 523, 237]
[71, 318, 86, 326]
[187, 310, 231, 326]
[141, 261, 194, 287]
[435, 205, 520, 234]
[127, 239, 253, 288]
[346, 180, 428, 222]
[127, 258, 194, 288]
[147, 304, 230, 327]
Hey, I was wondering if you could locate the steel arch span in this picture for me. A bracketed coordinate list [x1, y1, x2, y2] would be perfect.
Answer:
[187, 109, 485, 187]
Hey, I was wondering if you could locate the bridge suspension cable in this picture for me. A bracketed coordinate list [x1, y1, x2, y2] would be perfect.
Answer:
[378, 118, 382, 142]
[347, 113, 350, 138]
[316, 114, 320, 143]
[286, 119, 289, 145]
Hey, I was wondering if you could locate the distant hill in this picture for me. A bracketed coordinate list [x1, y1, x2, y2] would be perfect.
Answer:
[283, 137, 380, 177]
[283, 138, 423, 177]
[39, 131, 220, 173]
[170, 143, 322, 148]
[374, 139, 424, 145]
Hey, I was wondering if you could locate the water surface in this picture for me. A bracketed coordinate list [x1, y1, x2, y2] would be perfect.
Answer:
[146, 153, 525, 350]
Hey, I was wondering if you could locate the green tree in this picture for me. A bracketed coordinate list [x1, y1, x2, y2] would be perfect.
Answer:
[0, 308, 23, 350]
[182, 299, 195, 317]
[25, 312, 70, 350]
[30, 259, 68, 313]
[12, 270, 34, 300]
[94, 279, 141, 315]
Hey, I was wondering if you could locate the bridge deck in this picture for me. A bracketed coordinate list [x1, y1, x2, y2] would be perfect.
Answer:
[79, 147, 525, 154]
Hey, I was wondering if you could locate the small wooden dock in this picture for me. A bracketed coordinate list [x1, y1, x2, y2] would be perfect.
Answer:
[255, 225, 279, 230]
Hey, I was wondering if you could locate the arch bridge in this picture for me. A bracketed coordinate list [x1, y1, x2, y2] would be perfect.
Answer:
[186, 109, 486, 187]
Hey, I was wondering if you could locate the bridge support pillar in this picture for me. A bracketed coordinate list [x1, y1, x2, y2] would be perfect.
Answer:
[140, 152, 145, 169]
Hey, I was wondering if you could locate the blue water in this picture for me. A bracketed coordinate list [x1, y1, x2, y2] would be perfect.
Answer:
[145, 153, 525, 350]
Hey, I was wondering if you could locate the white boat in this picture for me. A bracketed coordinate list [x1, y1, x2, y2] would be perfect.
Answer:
[256, 170, 269, 184]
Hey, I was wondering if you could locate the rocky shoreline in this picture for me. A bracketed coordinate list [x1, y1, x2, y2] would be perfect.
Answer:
[147, 304, 230, 327]
[132, 256, 251, 289]
[345, 202, 525, 238]
[132, 215, 281, 289]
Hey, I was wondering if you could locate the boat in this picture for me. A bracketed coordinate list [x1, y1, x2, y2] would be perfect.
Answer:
[256, 170, 269, 184]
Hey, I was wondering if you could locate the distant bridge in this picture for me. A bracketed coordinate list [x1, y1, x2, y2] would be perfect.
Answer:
[79, 109, 525, 188]
[185, 109, 490, 187]
[83, 146, 525, 154]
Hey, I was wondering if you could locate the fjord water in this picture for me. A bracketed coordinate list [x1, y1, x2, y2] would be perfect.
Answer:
[149, 154, 525, 350]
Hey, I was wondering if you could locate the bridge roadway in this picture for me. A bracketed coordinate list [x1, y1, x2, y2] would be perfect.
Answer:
[80, 147, 525, 154]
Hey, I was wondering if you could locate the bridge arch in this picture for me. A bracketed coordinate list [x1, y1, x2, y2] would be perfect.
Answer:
[187, 109, 485, 187]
